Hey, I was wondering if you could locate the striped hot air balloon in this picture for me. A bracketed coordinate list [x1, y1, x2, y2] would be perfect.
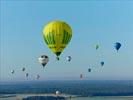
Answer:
[42, 20, 72, 60]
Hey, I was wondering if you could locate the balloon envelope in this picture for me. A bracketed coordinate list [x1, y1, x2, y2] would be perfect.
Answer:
[36, 74, 40, 79]
[66, 56, 72, 62]
[88, 68, 91, 72]
[55, 91, 60, 95]
[94, 44, 99, 50]
[38, 55, 49, 67]
[80, 74, 83, 79]
[22, 67, 25, 71]
[114, 42, 121, 51]
[11, 70, 14, 74]
[43, 20, 72, 60]
[25, 73, 29, 77]
[101, 61, 104, 66]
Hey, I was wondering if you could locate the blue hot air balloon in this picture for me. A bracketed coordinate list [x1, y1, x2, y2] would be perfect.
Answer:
[100, 61, 104, 66]
[114, 42, 121, 52]
[88, 68, 91, 72]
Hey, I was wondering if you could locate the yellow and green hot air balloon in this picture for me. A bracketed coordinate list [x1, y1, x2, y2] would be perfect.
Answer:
[42, 20, 72, 60]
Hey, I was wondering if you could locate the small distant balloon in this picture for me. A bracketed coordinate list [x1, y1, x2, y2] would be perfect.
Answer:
[22, 67, 25, 71]
[114, 42, 121, 52]
[100, 61, 104, 66]
[66, 56, 72, 62]
[38, 55, 49, 68]
[80, 74, 83, 79]
[55, 91, 60, 95]
[25, 73, 29, 77]
[11, 70, 14, 74]
[94, 44, 100, 50]
[88, 68, 91, 72]
[36, 74, 40, 79]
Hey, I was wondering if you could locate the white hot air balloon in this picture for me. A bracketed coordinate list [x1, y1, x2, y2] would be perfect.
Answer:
[38, 55, 49, 68]
[11, 70, 14, 74]
[55, 90, 60, 96]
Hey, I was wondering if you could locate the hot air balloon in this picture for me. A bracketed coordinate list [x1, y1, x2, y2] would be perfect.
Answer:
[114, 42, 121, 52]
[100, 61, 104, 66]
[88, 68, 91, 72]
[94, 44, 99, 50]
[55, 91, 60, 95]
[11, 70, 14, 74]
[80, 74, 83, 79]
[25, 73, 29, 77]
[66, 56, 72, 62]
[36, 74, 40, 79]
[22, 67, 25, 71]
[42, 20, 72, 60]
[38, 55, 49, 68]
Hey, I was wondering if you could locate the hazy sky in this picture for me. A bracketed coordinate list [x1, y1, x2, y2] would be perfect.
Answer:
[1, 0, 133, 81]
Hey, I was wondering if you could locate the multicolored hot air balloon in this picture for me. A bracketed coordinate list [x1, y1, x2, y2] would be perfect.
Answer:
[42, 20, 72, 60]
[114, 42, 121, 52]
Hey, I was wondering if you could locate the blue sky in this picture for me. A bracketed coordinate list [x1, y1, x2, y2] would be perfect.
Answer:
[1, 0, 133, 81]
